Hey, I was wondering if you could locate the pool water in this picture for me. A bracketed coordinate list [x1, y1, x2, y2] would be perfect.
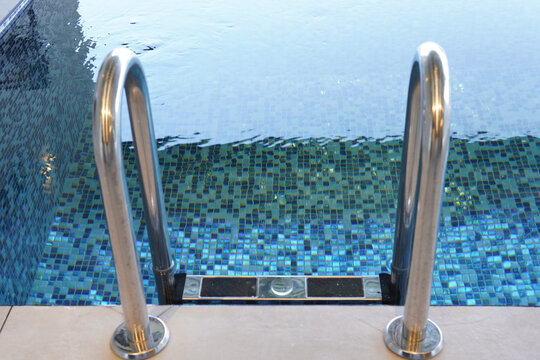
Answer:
[0, 0, 539, 305]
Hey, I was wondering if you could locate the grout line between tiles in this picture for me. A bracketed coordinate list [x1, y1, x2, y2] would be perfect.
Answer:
[0, 306, 13, 335]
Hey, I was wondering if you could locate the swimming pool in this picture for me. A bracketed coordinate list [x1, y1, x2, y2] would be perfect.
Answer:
[0, 0, 538, 306]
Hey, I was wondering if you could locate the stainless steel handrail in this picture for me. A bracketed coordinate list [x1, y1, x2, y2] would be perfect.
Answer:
[384, 42, 450, 359]
[93, 48, 172, 359]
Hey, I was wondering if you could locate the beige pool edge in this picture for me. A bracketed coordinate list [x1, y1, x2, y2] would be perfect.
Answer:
[0, 305, 538, 359]
[0, 0, 19, 19]
[0, 0, 29, 35]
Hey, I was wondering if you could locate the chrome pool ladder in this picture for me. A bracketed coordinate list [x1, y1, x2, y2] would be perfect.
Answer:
[92, 42, 450, 359]
[93, 48, 174, 359]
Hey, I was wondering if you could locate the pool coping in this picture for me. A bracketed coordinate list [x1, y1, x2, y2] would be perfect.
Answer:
[0, 305, 538, 359]
[0, 0, 32, 39]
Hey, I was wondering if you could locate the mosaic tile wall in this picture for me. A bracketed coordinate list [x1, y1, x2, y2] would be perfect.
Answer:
[28, 127, 539, 306]
[0, 0, 94, 304]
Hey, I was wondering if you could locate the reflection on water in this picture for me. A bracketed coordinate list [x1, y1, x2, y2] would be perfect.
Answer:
[78, 0, 540, 143]
[40, 149, 55, 194]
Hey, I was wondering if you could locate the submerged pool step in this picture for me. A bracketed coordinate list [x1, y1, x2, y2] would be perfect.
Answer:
[179, 275, 382, 303]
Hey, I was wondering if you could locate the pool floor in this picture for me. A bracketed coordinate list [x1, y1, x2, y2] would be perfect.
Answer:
[27, 120, 540, 306]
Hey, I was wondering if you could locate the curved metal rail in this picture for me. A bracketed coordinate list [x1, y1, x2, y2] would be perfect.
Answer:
[93, 48, 173, 359]
[385, 42, 450, 359]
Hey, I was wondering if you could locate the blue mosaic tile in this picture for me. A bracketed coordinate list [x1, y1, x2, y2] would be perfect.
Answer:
[0, 0, 93, 304]
[27, 133, 540, 306]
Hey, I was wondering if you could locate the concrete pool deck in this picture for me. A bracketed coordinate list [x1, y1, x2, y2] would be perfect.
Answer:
[0, 305, 538, 359]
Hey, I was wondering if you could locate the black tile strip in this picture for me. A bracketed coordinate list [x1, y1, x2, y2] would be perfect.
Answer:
[307, 278, 364, 298]
[201, 277, 257, 297]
